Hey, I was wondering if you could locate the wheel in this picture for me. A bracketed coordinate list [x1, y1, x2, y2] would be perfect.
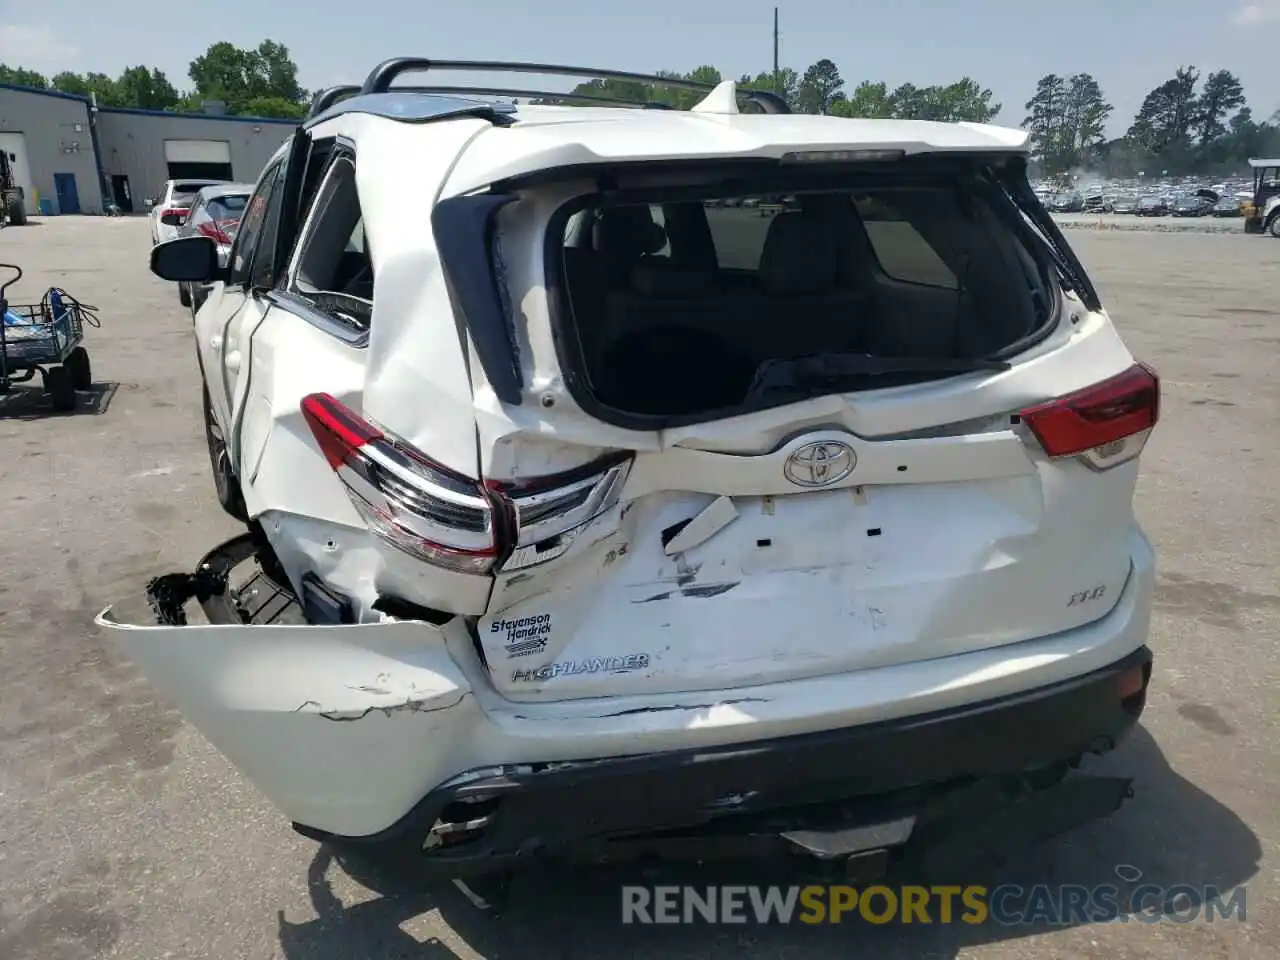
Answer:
[5, 195, 26, 226]
[43, 366, 76, 412]
[204, 386, 248, 522]
[64, 346, 92, 391]
[1268, 214, 1280, 239]
[179, 283, 191, 308]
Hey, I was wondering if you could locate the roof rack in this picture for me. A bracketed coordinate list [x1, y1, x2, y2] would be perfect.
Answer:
[309, 84, 362, 117]
[304, 57, 791, 121]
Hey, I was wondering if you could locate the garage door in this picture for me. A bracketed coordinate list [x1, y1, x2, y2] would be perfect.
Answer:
[164, 139, 233, 181]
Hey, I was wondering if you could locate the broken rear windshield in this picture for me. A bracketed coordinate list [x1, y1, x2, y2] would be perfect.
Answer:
[552, 168, 1058, 423]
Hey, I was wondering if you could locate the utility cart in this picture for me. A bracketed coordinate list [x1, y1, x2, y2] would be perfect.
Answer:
[0, 263, 96, 412]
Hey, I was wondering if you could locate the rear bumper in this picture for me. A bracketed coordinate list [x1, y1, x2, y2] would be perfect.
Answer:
[98, 528, 1156, 842]
[312, 645, 1152, 870]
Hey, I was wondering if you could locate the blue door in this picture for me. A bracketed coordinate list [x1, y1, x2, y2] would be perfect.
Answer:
[53, 173, 80, 214]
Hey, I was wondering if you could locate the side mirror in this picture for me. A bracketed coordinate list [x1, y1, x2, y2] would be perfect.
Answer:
[151, 236, 224, 283]
[160, 212, 186, 227]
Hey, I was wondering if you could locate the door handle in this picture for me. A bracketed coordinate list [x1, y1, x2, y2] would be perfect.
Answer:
[225, 351, 241, 372]
[210, 335, 223, 350]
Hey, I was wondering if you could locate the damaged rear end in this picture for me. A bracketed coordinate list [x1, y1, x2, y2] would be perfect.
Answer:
[430, 150, 1159, 705]
[98, 142, 1159, 873]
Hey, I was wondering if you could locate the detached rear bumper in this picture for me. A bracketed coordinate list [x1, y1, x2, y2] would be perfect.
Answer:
[307, 645, 1151, 870]
[99, 528, 1155, 849]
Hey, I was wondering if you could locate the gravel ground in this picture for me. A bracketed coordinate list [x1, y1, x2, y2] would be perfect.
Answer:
[0, 218, 1276, 959]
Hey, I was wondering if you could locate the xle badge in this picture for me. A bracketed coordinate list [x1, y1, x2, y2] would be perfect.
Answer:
[1068, 585, 1107, 607]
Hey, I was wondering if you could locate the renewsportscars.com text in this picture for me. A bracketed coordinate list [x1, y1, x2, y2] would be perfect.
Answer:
[621, 884, 1247, 925]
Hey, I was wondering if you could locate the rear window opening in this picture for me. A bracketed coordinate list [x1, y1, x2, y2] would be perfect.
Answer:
[549, 166, 1060, 424]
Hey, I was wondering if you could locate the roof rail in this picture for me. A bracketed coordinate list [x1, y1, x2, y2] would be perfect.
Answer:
[390, 85, 678, 109]
[357, 58, 792, 114]
[309, 84, 362, 117]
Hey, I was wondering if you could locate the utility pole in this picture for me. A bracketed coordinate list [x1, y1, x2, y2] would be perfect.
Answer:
[772, 7, 780, 94]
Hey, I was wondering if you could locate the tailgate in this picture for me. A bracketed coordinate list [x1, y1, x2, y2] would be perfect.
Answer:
[478, 426, 1137, 701]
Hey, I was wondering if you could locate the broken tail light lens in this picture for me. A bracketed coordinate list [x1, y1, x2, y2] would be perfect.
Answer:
[197, 219, 235, 245]
[488, 457, 632, 572]
[301, 393, 499, 574]
[301, 394, 633, 575]
[1019, 362, 1160, 470]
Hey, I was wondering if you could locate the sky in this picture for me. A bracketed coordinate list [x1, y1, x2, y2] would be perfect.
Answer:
[2, 0, 1279, 136]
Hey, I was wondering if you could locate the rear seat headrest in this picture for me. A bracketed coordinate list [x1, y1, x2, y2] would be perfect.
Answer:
[759, 211, 840, 295]
[595, 206, 668, 259]
[628, 261, 717, 298]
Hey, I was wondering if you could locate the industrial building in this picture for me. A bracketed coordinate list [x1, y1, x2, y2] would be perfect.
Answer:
[0, 81, 295, 216]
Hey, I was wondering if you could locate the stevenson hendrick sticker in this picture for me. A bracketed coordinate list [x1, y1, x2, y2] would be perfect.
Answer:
[492, 613, 553, 658]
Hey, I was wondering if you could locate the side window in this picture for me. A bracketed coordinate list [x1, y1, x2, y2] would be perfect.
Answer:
[853, 193, 959, 290]
[227, 163, 283, 286]
[286, 156, 373, 331]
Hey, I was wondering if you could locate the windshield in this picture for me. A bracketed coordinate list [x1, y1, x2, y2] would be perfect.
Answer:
[552, 165, 1058, 421]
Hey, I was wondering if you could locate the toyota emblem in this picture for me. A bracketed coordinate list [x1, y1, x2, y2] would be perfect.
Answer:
[783, 440, 857, 488]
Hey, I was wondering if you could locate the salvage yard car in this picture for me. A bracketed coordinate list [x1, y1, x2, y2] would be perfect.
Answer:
[148, 178, 228, 246]
[172, 182, 254, 311]
[104, 57, 1160, 883]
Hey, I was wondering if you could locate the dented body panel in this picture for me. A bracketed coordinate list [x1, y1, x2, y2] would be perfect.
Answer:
[97, 527, 1152, 838]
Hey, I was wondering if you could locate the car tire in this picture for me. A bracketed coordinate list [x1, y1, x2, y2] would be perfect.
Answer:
[64, 346, 92, 391]
[1268, 214, 1280, 239]
[43, 366, 77, 412]
[204, 386, 248, 522]
[179, 283, 191, 308]
[6, 195, 27, 226]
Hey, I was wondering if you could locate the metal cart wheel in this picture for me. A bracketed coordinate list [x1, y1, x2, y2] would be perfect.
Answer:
[65, 346, 92, 391]
[43, 366, 76, 412]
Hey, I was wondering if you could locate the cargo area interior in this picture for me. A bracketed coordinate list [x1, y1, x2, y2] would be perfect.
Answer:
[556, 170, 1057, 419]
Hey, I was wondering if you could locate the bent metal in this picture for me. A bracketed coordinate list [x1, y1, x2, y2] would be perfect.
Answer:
[512, 653, 651, 682]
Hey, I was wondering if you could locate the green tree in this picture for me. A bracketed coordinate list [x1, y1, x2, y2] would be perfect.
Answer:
[740, 67, 799, 110]
[797, 59, 845, 115]
[0, 64, 48, 87]
[832, 81, 893, 118]
[925, 78, 1001, 122]
[1065, 74, 1111, 156]
[888, 83, 928, 119]
[1128, 66, 1199, 155]
[1023, 74, 1067, 164]
[51, 71, 122, 104]
[187, 40, 307, 116]
[1194, 70, 1245, 147]
[117, 66, 179, 110]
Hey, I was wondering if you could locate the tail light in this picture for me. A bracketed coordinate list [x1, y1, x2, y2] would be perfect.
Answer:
[1019, 362, 1160, 470]
[301, 394, 631, 575]
[159, 207, 188, 219]
[197, 219, 235, 245]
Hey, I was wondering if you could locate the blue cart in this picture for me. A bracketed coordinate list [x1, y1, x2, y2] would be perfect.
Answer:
[0, 263, 97, 412]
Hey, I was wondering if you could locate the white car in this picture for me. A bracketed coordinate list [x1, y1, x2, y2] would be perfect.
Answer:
[107, 59, 1160, 881]
[149, 178, 227, 245]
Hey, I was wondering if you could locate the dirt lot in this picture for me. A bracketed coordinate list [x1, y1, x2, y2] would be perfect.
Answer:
[0, 217, 1276, 959]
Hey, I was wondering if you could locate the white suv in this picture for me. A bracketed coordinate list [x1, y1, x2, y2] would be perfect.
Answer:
[107, 59, 1159, 880]
[149, 178, 227, 245]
